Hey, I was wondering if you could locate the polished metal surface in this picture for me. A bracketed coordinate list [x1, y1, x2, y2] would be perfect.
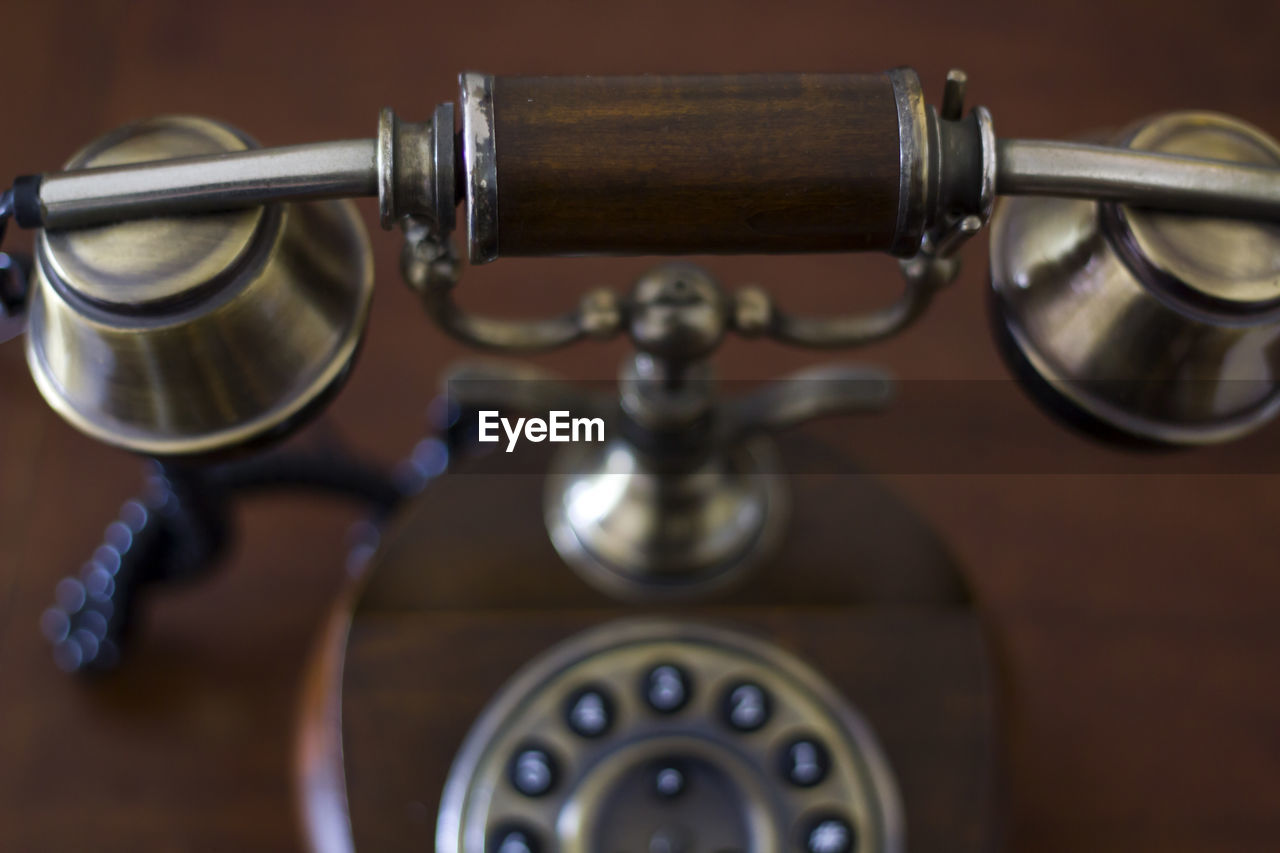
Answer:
[377, 104, 456, 233]
[405, 202, 964, 355]
[888, 67, 929, 256]
[375, 109, 395, 229]
[626, 264, 728, 364]
[990, 111, 1280, 444]
[975, 106, 997, 223]
[460, 72, 499, 264]
[35, 137, 377, 229]
[25, 116, 374, 456]
[545, 351, 892, 600]
[458, 346, 893, 601]
[402, 218, 617, 352]
[548, 267, 784, 598]
[1112, 113, 1280, 307]
[42, 118, 266, 308]
[430, 103, 458, 235]
[437, 618, 903, 853]
[718, 363, 894, 440]
[442, 336, 893, 606]
[997, 137, 1280, 222]
[546, 437, 789, 600]
[421, 262, 899, 598]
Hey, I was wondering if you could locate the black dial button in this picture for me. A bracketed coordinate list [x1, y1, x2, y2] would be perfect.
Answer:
[720, 680, 772, 732]
[642, 663, 691, 714]
[508, 745, 557, 797]
[564, 684, 613, 738]
[780, 735, 830, 788]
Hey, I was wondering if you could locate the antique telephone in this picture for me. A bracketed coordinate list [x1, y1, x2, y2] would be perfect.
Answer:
[3, 67, 1279, 852]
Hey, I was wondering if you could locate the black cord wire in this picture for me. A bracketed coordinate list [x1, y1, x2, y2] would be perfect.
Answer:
[203, 451, 407, 518]
[0, 190, 32, 322]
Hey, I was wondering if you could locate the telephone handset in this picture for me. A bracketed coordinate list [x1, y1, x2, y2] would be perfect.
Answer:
[5, 67, 1278, 852]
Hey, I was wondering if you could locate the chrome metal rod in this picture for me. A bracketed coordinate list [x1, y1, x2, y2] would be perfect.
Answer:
[997, 139, 1280, 221]
[33, 139, 377, 229]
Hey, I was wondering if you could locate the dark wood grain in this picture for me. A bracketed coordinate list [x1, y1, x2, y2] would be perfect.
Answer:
[492, 74, 903, 256]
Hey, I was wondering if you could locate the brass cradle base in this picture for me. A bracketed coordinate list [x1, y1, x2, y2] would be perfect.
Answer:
[296, 437, 1001, 853]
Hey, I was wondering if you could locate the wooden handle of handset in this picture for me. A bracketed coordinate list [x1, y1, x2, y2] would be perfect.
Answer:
[464, 70, 930, 261]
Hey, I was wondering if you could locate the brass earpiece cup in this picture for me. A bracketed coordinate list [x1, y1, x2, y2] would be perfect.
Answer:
[988, 112, 1280, 447]
[26, 196, 372, 457]
[24, 115, 374, 457]
[985, 283, 1179, 450]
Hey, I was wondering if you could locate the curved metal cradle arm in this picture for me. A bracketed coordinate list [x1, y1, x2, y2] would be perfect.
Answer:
[402, 222, 622, 352]
[751, 260, 945, 348]
[422, 280, 588, 351]
[403, 215, 977, 355]
[743, 216, 981, 349]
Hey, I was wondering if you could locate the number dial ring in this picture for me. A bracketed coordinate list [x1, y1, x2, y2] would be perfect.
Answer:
[436, 618, 903, 853]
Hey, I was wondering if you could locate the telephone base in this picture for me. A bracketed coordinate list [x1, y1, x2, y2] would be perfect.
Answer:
[298, 436, 1000, 852]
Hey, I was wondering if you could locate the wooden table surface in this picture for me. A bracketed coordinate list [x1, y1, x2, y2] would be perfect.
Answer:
[1, 1, 1278, 851]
